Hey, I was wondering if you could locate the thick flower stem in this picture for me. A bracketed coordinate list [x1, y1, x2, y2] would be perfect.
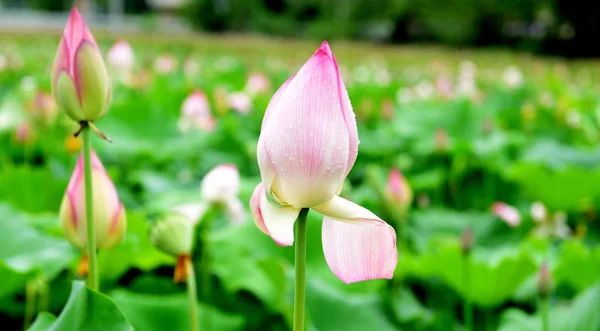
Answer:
[82, 124, 99, 291]
[294, 208, 310, 331]
[463, 251, 473, 331]
[540, 297, 549, 331]
[185, 257, 199, 331]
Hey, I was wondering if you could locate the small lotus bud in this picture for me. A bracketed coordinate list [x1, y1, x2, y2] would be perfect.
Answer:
[59, 150, 126, 249]
[537, 262, 553, 298]
[200, 164, 246, 224]
[51, 7, 111, 122]
[245, 72, 271, 95]
[460, 227, 474, 255]
[150, 212, 195, 258]
[178, 91, 216, 133]
[386, 168, 413, 212]
[227, 92, 252, 114]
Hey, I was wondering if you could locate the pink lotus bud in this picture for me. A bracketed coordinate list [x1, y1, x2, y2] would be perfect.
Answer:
[245, 72, 271, 95]
[107, 40, 135, 70]
[178, 91, 216, 133]
[59, 150, 126, 249]
[14, 122, 35, 145]
[386, 168, 413, 211]
[537, 262, 553, 298]
[32, 91, 59, 127]
[51, 7, 111, 122]
[227, 92, 252, 114]
[251, 42, 397, 284]
[257, 41, 358, 208]
[492, 202, 521, 227]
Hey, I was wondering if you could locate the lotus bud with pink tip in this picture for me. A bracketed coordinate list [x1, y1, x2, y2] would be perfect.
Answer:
[386, 168, 413, 213]
[51, 7, 111, 123]
[492, 202, 521, 227]
[59, 150, 126, 249]
[250, 42, 397, 283]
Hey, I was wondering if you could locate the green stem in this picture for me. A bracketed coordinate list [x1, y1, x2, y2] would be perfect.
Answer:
[463, 252, 473, 331]
[199, 211, 213, 331]
[185, 258, 199, 331]
[82, 125, 99, 291]
[541, 297, 549, 331]
[294, 208, 310, 331]
[23, 279, 36, 331]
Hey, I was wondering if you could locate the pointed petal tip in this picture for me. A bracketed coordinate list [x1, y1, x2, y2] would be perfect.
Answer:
[318, 41, 332, 56]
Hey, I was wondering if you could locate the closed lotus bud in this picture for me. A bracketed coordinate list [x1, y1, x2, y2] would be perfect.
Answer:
[386, 168, 413, 212]
[257, 41, 358, 209]
[59, 150, 126, 249]
[150, 212, 195, 257]
[537, 262, 553, 298]
[460, 227, 474, 255]
[178, 91, 216, 133]
[492, 202, 521, 227]
[51, 7, 111, 122]
[245, 72, 271, 95]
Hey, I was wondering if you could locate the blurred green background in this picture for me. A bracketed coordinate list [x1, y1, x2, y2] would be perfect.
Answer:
[1, 1, 600, 331]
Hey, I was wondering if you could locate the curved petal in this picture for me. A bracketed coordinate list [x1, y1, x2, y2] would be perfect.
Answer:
[313, 195, 398, 283]
[249, 183, 300, 246]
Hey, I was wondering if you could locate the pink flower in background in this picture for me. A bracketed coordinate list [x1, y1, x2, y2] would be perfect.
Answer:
[492, 202, 521, 227]
[154, 54, 177, 74]
[107, 40, 135, 70]
[386, 168, 413, 211]
[245, 72, 271, 95]
[51, 7, 110, 122]
[227, 92, 252, 114]
[59, 150, 126, 249]
[178, 91, 216, 133]
[14, 122, 34, 145]
[249, 41, 397, 284]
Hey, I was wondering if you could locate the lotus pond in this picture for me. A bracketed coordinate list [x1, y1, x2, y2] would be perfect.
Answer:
[0, 32, 599, 331]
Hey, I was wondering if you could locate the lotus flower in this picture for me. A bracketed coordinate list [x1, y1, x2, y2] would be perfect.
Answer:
[386, 168, 413, 212]
[492, 202, 521, 227]
[51, 7, 111, 122]
[250, 42, 397, 284]
[178, 91, 216, 133]
[59, 150, 126, 249]
[107, 40, 135, 70]
[154, 54, 177, 74]
[201, 164, 245, 223]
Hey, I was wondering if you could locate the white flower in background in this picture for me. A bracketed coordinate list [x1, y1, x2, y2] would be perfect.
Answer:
[531, 201, 547, 222]
[183, 57, 201, 78]
[531, 202, 571, 239]
[227, 92, 252, 114]
[503, 65, 524, 88]
[457, 61, 477, 97]
[492, 202, 521, 227]
[201, 164, 245, 224]
[107, 40, 135, 71]
[178, 91, 216, 133]
[414, 81, 435, 99]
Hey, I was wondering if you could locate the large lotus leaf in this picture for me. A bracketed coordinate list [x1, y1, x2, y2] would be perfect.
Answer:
[508, 163, 600, 211]
[553, 239, 600, 292]
[110, 289, 244, 331]
[498, 281, 600, 331]
[29, 281, 133, 331]
[0, 204, 75, 299]
[401, 238, 537, 307]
